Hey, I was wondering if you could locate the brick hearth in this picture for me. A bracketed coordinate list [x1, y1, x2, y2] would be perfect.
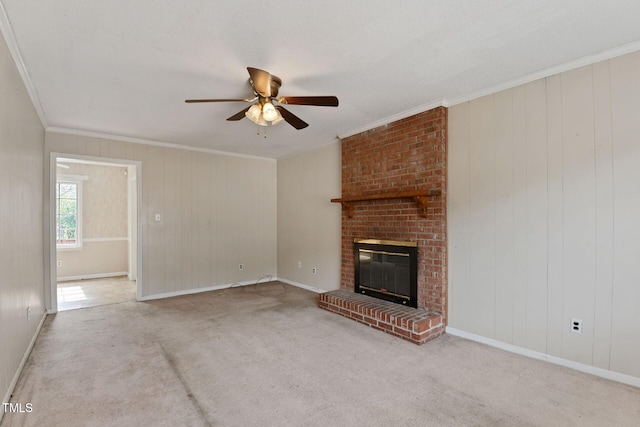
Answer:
[319, 106, 448, 344]
[319, 290, 444, 345]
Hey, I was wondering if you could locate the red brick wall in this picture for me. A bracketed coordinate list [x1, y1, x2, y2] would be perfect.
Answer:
[339, 106, 447, 320]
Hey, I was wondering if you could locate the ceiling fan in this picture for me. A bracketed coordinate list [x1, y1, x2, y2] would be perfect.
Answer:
[185, 67, 338, 130]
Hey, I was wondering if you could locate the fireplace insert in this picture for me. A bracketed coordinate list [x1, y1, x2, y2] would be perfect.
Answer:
[354, 239, 418, 308]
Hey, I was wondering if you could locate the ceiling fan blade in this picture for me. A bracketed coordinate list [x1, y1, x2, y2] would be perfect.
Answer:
[277, 96, 339, 107]
[185, 98, 252, 103]
[247, 67, 271, 97]
[226, 107, 251, 121]
[276, 106, 309, 130]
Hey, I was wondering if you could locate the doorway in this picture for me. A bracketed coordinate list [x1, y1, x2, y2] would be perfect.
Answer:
[50, 154, 142, 312]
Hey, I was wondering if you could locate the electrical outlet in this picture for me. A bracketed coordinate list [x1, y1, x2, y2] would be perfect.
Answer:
[57, 260, 62, 267]
[27, 307, 31, 321]
[239, 264, 243, 271]
[312, 267, 317, 275]
[297, 261, 302, 269]
[571, 318, 582, 334]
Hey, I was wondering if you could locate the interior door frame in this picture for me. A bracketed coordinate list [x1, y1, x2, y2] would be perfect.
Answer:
[48, 152, 143, 312]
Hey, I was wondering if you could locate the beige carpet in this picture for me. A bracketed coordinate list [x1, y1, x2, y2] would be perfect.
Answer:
[3, 282, 639, 426]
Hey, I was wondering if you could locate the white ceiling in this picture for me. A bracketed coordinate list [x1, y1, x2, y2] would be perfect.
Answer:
[2, 1, 640, 159]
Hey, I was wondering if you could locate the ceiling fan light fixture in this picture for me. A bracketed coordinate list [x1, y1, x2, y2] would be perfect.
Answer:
[187, 67, 338, 131]
[262, 101, 278, 122]
[245, 104, 262, 123]
[271, 108, 284, 125]
[257, 114, 268, 126]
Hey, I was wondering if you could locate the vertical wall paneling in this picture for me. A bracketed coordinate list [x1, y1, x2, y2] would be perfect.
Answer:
[0, 28, 45, 408]
[62, 132, 80, 154]
[259, 160, 278, 279]
[511, 85, 528, 348]
[493, 89, 515, 343]
[46, 132, 62, 151]
[148, 146, 166, 294]
[133, 143, 150, 295]
[449, 50, 640, 379]
[164, 147, 179, 291]
[560, 66, 596, 365]
[609, 52, 640, 377]
[45, 133, 277, 300]
[468, 95, 496, 337]
[545, 74, 564, 357]
[86, 136, 100, 157]
[447, 103, 471, 331]
[165, 148, 178, 290]
[524, 80, 548, 353]
[213, 154, 227, 285]
[108, 140, 128, 160]
[592, 61, 615, 370]
[228, 156, 245, 279]
[277, 142, 342, 291]
[135, 144, 150, 292]
[179, 149, 193, 289]
[194, 152, 210, 287]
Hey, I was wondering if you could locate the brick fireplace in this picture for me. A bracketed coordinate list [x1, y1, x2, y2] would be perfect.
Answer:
[319, 106, 447, 344]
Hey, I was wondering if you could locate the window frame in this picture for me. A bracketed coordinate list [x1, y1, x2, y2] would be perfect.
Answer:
[56, 175, 85, 250]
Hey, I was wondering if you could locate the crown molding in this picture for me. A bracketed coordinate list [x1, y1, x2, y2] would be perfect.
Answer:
[445, 39, 640, 107]
[0, 1, 47, 128]
[46, 127, 276, 162]
[339, 40, 640, 139]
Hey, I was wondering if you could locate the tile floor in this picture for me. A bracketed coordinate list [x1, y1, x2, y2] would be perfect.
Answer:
[57, 276, 136, 311]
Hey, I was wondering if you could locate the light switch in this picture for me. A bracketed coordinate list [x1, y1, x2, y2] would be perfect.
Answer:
[155, 214, 161, 222]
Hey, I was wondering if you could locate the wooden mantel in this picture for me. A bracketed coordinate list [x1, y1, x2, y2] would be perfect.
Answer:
[331, 189, 442, 218]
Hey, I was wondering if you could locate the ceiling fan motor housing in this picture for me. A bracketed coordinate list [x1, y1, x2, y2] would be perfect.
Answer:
[251, 74, 282, 98]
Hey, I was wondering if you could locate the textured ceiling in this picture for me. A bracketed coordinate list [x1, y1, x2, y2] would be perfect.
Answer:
[2, 1, 640, 158]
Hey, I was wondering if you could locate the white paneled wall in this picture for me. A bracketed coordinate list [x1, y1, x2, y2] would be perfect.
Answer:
[277, 142, 342, 291]
[448, 51, 640, 378]
[609, 53, 640, 375]
[0, 30, 45, 407]
[45, 132, 277, 301]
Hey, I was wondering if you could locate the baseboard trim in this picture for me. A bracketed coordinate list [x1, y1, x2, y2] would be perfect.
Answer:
[446, 327, 640, 389]
[1, 311, 47, 422]
[140, 277, 330, 302]
[57, 272, 128, 282]
[140, 279, 266, 301]
[275, 278, 328, 294]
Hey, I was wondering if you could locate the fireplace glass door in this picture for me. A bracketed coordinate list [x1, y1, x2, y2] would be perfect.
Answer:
[354, 239, 417, 307]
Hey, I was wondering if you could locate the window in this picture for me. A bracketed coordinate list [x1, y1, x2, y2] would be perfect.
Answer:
[56, 177, 83, 249]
